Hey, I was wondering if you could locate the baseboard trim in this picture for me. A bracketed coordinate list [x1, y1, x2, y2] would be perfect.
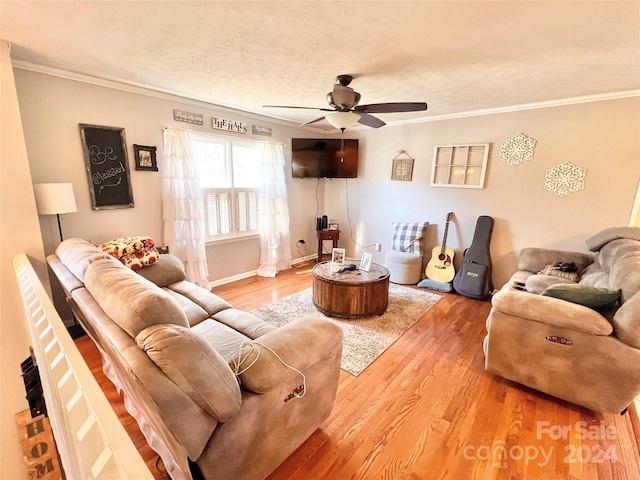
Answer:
[208, 254, 317, 288]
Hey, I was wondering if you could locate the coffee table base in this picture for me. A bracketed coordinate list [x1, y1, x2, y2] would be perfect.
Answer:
[312, 270, 390, 319]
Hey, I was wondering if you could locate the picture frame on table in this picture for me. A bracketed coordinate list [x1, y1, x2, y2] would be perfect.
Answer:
[331, 248, 346, 265]
[360, 252, 373, 271]
[133, 144, 158, 171]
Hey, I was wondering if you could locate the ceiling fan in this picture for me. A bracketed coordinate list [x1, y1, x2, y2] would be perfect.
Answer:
[263, 74, 428, 131]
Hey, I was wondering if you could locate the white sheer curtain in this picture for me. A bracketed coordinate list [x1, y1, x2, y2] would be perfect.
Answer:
[162, 127, 210, 287]
[257, 143, 292, 277]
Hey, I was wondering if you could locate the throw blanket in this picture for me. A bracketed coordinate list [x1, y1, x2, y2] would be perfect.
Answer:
[99, 236, 159, 270]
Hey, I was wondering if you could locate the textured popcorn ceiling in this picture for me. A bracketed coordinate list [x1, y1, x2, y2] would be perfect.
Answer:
[2, 1, 639, 130]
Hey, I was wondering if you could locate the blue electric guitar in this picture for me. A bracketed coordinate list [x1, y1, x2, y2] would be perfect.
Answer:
[425, 212, 455, 282]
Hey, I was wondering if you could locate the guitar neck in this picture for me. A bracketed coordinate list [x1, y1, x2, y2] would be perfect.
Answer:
[440, 219, 451, 254]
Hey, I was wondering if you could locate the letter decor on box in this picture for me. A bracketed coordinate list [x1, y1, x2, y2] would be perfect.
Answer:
[79, 124, 134, 210]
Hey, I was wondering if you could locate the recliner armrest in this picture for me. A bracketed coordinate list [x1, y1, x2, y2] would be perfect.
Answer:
[517, 248, 593, 273]
[491, 290, 613, 336]
[232, 316, 343, 394]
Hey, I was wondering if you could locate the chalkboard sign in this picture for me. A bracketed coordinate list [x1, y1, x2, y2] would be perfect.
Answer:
[79, 124, 135, 210]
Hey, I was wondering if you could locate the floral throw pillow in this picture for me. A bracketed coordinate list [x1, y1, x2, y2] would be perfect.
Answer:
[99, 236, 159, 270]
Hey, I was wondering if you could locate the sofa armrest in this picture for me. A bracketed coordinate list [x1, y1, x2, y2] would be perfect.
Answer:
[491, 290, 613, 336]
[233, 316, 343, 394]
[517, 248, 592, 273]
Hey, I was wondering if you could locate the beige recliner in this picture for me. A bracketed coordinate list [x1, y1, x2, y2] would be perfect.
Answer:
[484, 227, 640, 413]
[47, 238, 343, 480]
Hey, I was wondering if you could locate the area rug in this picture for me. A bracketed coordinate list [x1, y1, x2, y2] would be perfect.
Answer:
[251, 285, 442, 376]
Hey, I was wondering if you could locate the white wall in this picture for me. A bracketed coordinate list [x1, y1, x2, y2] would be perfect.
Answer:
[14, 68, 640, 291]
[325, 97, 640, 287]
[0, 41, 48, 480]
[14, 68, 326, 284]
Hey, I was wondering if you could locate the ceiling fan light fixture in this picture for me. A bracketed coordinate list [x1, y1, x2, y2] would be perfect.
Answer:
[326, 112, 361, 130]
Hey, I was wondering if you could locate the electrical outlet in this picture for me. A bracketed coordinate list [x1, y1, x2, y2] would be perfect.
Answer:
[298, 239, 305, 244]
[374, 243, 381, 252]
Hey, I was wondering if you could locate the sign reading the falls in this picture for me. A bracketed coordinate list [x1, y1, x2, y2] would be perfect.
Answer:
[211, 116, 248, 134]
[80, 124, 134, 209]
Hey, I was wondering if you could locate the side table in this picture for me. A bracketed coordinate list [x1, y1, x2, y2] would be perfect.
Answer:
[316, 229, 339, 262]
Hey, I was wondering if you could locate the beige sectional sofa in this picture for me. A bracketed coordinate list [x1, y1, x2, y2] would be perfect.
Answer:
[484, 226, 640, 413]
[47, 238, 343, 480]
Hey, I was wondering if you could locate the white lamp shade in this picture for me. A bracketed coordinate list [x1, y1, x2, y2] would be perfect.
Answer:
[326, 112, 361, 130]
[33, 183, 78, 215]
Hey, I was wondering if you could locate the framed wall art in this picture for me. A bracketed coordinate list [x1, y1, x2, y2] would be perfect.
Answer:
[79, 124, 134, 210]
[391, 150, 415, 181]
[431, 143, 490, 189]
[133, 144, 158, 171]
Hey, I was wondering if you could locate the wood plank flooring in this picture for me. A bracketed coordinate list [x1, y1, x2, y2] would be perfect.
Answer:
[75, 262, 640, 479]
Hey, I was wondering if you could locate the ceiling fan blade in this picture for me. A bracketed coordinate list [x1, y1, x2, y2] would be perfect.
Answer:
[263, 105, 334, 111]
[301, 115, 327, 126]
[357, 113, 386, 128]
[355, 102, 428, 114]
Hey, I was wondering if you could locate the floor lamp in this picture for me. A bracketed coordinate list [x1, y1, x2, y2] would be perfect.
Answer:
[33, 183, 77, 242]
[33, 182, 82, 336]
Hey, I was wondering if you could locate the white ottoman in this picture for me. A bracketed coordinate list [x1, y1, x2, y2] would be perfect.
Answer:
[384, 250, 422, 284]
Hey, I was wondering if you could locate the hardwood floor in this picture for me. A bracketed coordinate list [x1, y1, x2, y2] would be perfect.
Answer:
[75, 263, 640, 479]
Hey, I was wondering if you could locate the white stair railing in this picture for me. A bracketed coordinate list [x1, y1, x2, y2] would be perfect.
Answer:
[12, 253, 153, 479]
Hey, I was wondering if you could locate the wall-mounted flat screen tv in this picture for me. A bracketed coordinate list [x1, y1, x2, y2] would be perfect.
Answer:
[291, 138, 358, 178]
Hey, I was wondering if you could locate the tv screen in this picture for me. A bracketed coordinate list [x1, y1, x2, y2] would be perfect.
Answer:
[291, 138, 358, 178]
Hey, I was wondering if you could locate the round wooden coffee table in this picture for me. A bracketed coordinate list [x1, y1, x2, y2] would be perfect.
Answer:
[312, 261, 390, 319]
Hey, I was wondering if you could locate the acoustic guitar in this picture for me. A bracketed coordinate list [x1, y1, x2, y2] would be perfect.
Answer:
[425, 212, 455, 282]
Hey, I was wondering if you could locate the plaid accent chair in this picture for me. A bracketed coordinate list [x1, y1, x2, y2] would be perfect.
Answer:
[385, 222, 428, 284]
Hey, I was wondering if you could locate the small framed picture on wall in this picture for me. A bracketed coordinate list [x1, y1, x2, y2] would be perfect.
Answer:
[133, 144, 158, 171]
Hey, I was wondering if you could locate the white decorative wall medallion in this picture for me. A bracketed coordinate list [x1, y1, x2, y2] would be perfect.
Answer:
[500, 133, 536, 167]
[544, 162, 587, 197]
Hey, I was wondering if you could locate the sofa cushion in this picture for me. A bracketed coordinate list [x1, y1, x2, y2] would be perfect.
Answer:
[391, 222, 427, 257]
[136, 324, 242, 422]
[542, 284, 621, 309]
[597, 239, 640, 274]
[213, 308, 276, 339]
[136, 254, 186, 287]
[585, 226, 640, 252]
[56, 237, 113, 281]
[163, 288, 210, 327]
[169, 280, 232, 317]
[191, 319, 253, 359]
[611, 293, 640, 349]
[524, 274, 575, 294]
[609, 251, 640, 303]
[85, 258, 189, 338]
[578, 261, 609, 288]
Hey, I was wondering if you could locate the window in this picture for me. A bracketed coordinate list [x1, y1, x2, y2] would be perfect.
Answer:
[192, 135, 262, 241]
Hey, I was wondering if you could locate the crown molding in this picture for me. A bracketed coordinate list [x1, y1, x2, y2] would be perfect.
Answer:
[13, 60, 639, 131]
[386, 90, 640, 126]
[11, 60, 317, 130]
